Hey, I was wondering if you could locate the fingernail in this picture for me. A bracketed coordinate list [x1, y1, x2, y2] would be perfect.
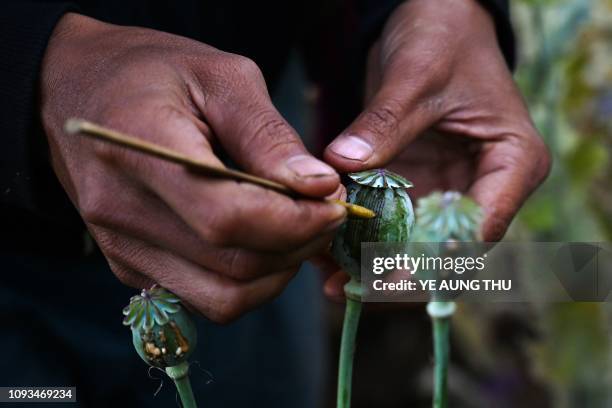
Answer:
[328, 135, 373, 162]
[286, 155, 336, 178]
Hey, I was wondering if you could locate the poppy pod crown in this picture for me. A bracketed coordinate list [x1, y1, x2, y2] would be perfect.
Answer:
[414, 191, 482, 242]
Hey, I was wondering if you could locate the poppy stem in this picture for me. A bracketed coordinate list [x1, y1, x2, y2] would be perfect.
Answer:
[166, 361, 198, 408]
[427, 301, 455, 408]
[337, 279, 363, 408]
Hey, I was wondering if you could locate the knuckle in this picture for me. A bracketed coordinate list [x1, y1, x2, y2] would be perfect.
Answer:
[154, 103, 185, 124]
[213, 286, 246, 324]
[211, 54, 266, 100]
[93, 229, 156, 278]
[501, 131, 538, 167]
[230, 55, 263, 79]
[218, 250, 267, 281]
[78, 188, 111, 225]
[531, 135, 552, 182]
[240, 110, 297, 158]
[197, 212, 235, 247]
[261, 201, 314, 249]
[91, 110, 151, 165]
[512, 127, 552, 185]
[287, 210, 322, 249]
[287, 204, 315, 240]
[385, 43, 451, 92]
[360, 101, 403, 140]
[95, 230, 128, 263]
[214, 248, 241, 277]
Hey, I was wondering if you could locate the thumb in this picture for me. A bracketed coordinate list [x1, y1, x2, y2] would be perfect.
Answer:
[324, 85, 442, 172]
[205, 83, 339, 198]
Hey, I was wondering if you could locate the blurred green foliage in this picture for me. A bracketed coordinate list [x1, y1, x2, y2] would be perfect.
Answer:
[503, 1, 610, 406]
[513, 0, 611, 241]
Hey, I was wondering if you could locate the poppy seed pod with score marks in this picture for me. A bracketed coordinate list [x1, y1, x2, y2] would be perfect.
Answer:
[123, 285, 197, 368]
[123, 285, 199, 407]
[332, 169, 415, 285]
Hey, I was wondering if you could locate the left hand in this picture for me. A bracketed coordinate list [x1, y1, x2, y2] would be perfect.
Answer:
[322, 0, 550, 299]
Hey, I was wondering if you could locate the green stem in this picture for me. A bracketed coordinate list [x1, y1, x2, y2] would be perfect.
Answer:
[432, 316, 450, 408]
[427, 301, 454, 408]
[337, 290, 362, 408]
[166, 361, 198, 408]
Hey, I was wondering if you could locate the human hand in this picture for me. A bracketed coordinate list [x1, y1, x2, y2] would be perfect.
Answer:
[322, 0, 550, 299]
[41, 13, 345, 322]
[324, 0, 550, 242]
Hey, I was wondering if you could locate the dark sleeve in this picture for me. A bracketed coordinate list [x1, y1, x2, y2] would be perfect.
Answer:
[476, 0, 515, 69]
[358, 0, 516, 69]
[0, 1, 76, 214]
[0, 2, 89, 254]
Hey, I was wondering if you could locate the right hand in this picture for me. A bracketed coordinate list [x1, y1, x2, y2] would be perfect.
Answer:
[40, 13, 345, 323]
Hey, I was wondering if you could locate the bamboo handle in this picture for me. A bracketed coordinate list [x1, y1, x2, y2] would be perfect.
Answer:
[65, 118, 375, 219]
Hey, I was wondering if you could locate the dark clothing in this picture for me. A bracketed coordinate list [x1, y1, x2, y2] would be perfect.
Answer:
[0, 1, 513, 406]
[1, 253, 328, 407]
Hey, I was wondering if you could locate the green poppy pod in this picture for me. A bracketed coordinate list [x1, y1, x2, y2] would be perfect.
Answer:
[414, 191, 484, 303]
[414, 191, 482, 242]
[332, 169, 415, 282]
[123, 286, 197, 369]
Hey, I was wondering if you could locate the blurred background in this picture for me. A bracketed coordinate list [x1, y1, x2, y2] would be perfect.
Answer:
[320, 0, 612, 406]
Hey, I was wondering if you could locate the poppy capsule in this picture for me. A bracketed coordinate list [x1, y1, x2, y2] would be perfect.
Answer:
[414, 191, 482, 242]
[123, 285, 197, 368]
[332, 169, 415, 284]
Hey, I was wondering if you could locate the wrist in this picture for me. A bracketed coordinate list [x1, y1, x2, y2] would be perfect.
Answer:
[387, 0, 496, 40]
[46, 12, 110, 46]
[41, 13, 112, 90]
[424, 0, 511, 67]
[40, 13, 118, 131]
